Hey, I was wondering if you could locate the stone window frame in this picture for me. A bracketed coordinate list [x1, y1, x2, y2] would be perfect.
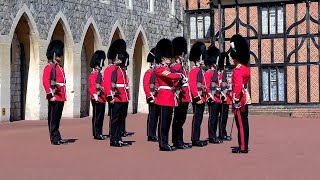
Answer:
[167, 0, 176, 17]
[260, 6, 284, 36]
[99, 0, 110, 5]
[126, 0, 133, 9]
[148, 0, 154, 13]
[189, 13, 211, 40]
[261, 66, 285, 103]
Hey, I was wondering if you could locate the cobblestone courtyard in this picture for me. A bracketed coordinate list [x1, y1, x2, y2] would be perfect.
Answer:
[0, 113, 318, 180]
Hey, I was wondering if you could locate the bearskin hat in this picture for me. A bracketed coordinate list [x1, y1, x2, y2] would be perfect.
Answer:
[204, 45, 220, 66]
[172, 36, 188, 57]
[147, 48, 156, 63]
[189, 42, 207, 62]
[46, 40, 64, 60]
[107, 39, 128, 62]
[230, 34, 250, 65]
[90, 50, 106, 68]
[154, 38, 173, 64]
[218, 52, 230, 70]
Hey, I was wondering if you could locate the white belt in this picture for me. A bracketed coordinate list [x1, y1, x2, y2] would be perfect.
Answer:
[158, 86, 174, 90]
[56, 83, 65, 86]
[116, 84, 129, 89]
[182, 83, 189, 87]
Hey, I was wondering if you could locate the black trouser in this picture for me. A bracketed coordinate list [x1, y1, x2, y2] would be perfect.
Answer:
[172, 102, 189, 144]
[48, 101, 64, 143]
[147, 103, 159, 137]
[158, 105, 173, 147]
[234, 105, 249, 150]
[191, 103, 205, 142]
[109, 102, 128, 142]
[91, 101, 106, 137]
[208, 102, 229, 139]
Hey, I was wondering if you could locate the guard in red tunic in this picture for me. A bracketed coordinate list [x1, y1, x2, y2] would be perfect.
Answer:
[205, 48, 232, 144]
[88, 50, 107, 140]
[204, 45, 223, 144]
[170, 37, 192, 149]
[229, 34, 251, 154]
[217, 52, 232, 141]
[143, 47, 159, 142]
[154, 38, 186, 151]
[189, 42, 208, 147]
[42, 40, 68, 145]
[103, 39, 131, 147]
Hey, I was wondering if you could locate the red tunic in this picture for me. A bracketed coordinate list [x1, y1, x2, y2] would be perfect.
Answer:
[154, 65, 182, 107]
[205, 69, 232, 104]
[143, 68, 157, 102]
[88, 71, 107, 103]
[232, 64, 251, 112]
[170, 63, 192, 103]
[42, 63, 66, 101]
[102, 64, 130, 102]
[189, 66, 207, 102]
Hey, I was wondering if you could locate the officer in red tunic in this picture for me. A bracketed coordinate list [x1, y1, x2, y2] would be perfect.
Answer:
[103, 39, 131, 147]
[189, 42, 208, 147]
[229, 34, 251, 154]
[154, 38, 186, 151]
[89, 50, 107, 140]
[143, 47, 159, 142]
[170, 37, 192, 149]
[42, 40, 68, 145]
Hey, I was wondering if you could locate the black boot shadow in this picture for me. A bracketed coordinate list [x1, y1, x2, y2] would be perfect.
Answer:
[63, 139, 79, 144]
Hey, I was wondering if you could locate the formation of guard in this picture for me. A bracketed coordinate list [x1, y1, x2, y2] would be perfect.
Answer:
[42, 34, 251, 153]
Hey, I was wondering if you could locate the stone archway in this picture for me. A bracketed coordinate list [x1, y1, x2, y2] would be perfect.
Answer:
[10, 14, 31, 121]
[132, 33, 147, 114]
[80, 24, 95, 117]
[47, 15, 75, 118]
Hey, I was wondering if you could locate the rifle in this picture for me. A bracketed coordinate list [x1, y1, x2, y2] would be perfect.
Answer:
[96, 59, 103, 96]
[50, 52, 60, 94]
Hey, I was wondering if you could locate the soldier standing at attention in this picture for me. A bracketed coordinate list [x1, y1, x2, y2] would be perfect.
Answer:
[170, 37, 192, 149]
[42, 40, 68, 145]
[188, 42, 208, 147]
[89, 50, 107, 140]
[143, 48, 159, 142]
[103, 39, 131, 147]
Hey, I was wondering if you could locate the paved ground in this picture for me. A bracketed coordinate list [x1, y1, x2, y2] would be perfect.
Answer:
[0, 113, 319, 180]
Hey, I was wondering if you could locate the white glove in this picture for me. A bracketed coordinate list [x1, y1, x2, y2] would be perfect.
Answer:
[93, 94, 98, 102]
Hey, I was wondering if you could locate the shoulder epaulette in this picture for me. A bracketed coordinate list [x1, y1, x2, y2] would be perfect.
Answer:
[236, 64, 242, 69]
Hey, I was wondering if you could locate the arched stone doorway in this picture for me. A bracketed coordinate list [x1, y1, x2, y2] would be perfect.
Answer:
[80, 24, 95, 117]
[132, 33, 147, 113]
[10, 14, 31, 121]
[48, 17, 74, 118]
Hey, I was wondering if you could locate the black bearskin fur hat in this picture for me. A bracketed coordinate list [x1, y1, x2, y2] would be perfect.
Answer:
[172, 37, 188, 57]
[107, 39, 128, 63]
[218, 52, 230, 70]
[189, 42, 207, 62]
[204, 45, 220, 66]
[46, 40, 64, 60]
[230, 34, 250, 65]
[155, 38, 173, 64]
[147, 48, 156, 63]
[90, 50, 106, 68]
